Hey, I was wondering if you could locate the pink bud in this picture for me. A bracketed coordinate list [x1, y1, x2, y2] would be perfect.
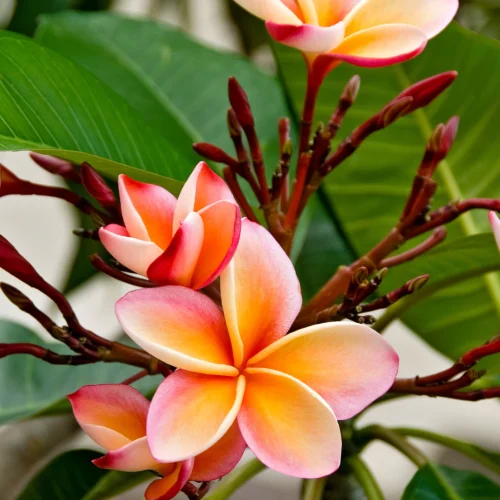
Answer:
[440, 116, 460, 155]
[397, 71, 458, 112]
[81, 163, 117, 209]
[30, 153, 81, 183]
[228, 77, 255, 128]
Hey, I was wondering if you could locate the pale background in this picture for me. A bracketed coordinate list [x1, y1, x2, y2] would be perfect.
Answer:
[0, 1, 498, 498]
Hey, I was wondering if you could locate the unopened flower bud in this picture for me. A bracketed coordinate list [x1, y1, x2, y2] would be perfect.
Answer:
[81, 163, 117, 210]
[407, 274, 430, 293]
[193, 143, 235, 165]
[228, 77, 255, 128]
[440, 116, 459, 155]
[397, 71, 458, 113]
[342, 75, 361, 104]
[30, 153, 80, 183]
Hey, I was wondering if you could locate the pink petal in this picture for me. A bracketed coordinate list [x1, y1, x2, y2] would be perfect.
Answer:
[146, 460, 194, 500]
[147, 212, 204, 287]
[238, 368, 341, 478]
[489, 212, 500, 252]
[99, 225, 163, 277]
[68, 385, 149, 450]
[344, 0, 458, 39]
[191, 201, 242, 290]
[116, 286, 236, 376]
[191, 421, 246, 481]
[173, 163, 234, 232]
[232, 0, 302, 24]
[330, 24, 427, 67]
[266, 20, 345, 53]
[93, 436, 158, 472]
[249, 322, 399, 420]
[118, 175, 177, 248]
[220, 219, 302, 368]
[147, 371, 246, 462]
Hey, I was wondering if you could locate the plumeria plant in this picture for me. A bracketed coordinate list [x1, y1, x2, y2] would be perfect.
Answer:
[1, 0, 500, 498]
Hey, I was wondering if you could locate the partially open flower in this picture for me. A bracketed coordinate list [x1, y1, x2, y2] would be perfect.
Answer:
[68, 385, 246, 500]
[116, 220, 399, 478]
[489, 212, 500, 251]
[99, 162, 241, 289]
[234, 0, 458, 70]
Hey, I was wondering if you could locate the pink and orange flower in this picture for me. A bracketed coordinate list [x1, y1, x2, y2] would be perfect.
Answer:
[99, 162, 241, 289]
[115, 219, 399, 478]
[234, 0, 458, 69]
[68, 385, 246, 500]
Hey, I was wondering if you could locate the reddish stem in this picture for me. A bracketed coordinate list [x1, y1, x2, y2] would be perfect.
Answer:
[284, 153, 310, 230]
[223, 167, 258, 222]
[121, 369, 149, 385]
[0, 343, 95, 366]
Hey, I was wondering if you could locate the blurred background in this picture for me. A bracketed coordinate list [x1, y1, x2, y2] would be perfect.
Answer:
[0, 1, 499, 499]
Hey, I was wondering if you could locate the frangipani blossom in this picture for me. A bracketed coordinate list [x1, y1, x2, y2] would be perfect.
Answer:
[116, 220, 399, 478]
[234, 0, 458, 70]
[99, 162, 241, 289]
[68, 385, 246, 500]
[489, 211, 500, 251]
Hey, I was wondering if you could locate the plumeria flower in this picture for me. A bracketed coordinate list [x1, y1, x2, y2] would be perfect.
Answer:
[68, 385, 245, 500]
[99, 162, 241, 289]
[116, 219, 399, 478]
[234, 0, 458, 76]
[489, 211, 500, 251]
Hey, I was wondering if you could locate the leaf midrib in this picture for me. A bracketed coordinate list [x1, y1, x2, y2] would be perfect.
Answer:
[394, 65, 500, 318]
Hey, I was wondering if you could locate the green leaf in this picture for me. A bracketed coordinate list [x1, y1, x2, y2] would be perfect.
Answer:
[34, 12, 292, 182]
[374, 234, 500, 383]
[17, 450, 106, 500]
[0, 30, 194, 193]
[274, 23, 500, 361]
[0, 320, 160, 424]
[402, 463, 500, 500]
[17, 449, 149, 500]
[82, 470, 153, 500]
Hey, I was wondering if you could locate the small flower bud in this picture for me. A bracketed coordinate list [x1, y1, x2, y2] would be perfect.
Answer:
[30, 153, 80, 183]
[342, 75, 361, 104]
[440, 116, 459, 155]
[397, 71, 458, 113]
[0, 283, 32, 310]
[428, 123, 446, 153]
[228, 77, 255, 128]
[407, 274, 430, 293]
[227, 108, 241, 137]
[81, 163, 117, 210]
[193, 143, 235, 165]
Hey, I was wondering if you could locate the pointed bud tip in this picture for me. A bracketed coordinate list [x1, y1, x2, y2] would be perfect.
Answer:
[81, 163, 117, 209]
[228, 77, 254, 128]
[344, 75, 361, 103]
[381, 97, 414, 127]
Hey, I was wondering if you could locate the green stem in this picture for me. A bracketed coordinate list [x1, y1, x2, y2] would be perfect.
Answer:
[357, 425, 427, 468]
[394, 427, 500, 475]
[204, 458, 266, 500]
[302, 477, 327, 500]
[347, 457, 384, 500]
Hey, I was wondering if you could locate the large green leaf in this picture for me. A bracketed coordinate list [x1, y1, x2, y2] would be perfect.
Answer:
[17, 450, 106, 500]
[0, 320, 160, 424]
[375, 234, 500, 383]
[17, 449, 149, 500]
[274, 23, 500, 361]
[35, 12, 291, 181]
[0, 30, 194, 192]
[402, 463, 500, 500]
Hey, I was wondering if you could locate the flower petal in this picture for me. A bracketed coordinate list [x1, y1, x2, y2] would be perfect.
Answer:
[266, 21, 345, 53]
[312, 0, 363, 25]
[147, 371, 245, 462]
[191, 421, 246, 481]
[489, 212, 500, 252]
[99, 225, 163, 277]
[68, 385, 149, 450]
[93, 436, 158, 472]
[232, 0, 302, 25]
[249, 322, 399, 420]
[344, 0, 458, 39]
[220, 220, 302, 367]
[119, 175, 176, 248]
[173, 163, 235, 233]
[116, 286, 236, 376]
[147, 212, 204, 287]
[239, 368, 341, 478]
[191, 201, 242, 290]
[331, 24, 427, 67]
[146, 460, 194, 500]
